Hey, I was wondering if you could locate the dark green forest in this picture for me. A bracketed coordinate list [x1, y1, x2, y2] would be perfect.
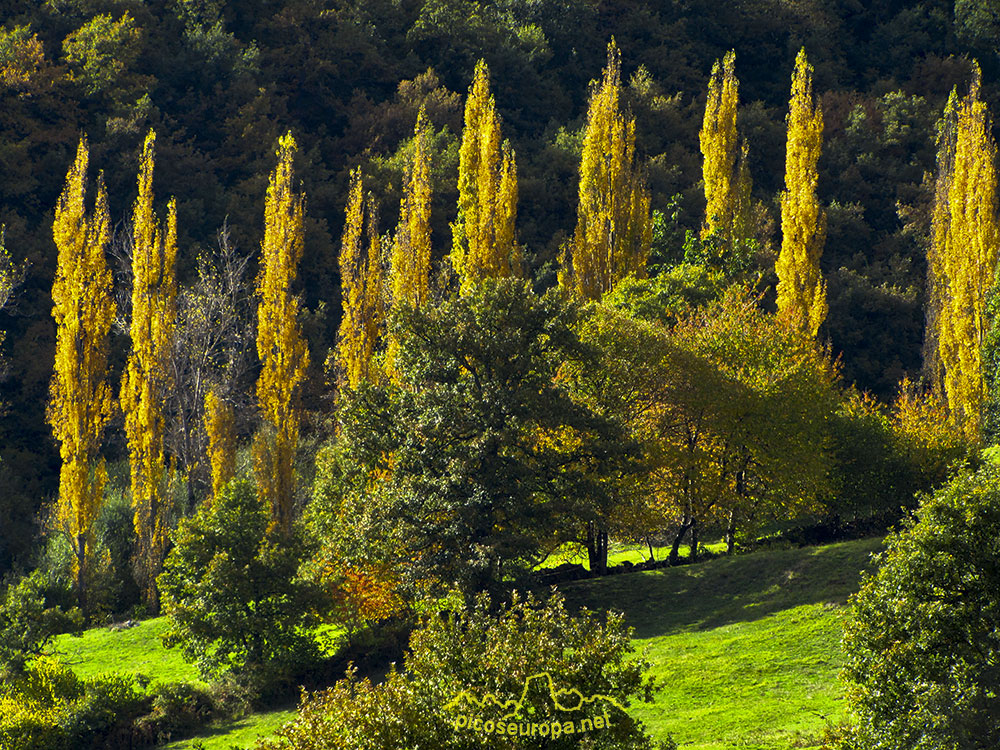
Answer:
[0, 0, 994, 571]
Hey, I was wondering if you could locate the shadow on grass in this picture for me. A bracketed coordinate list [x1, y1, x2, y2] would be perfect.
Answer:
[559, 537, 885, 639]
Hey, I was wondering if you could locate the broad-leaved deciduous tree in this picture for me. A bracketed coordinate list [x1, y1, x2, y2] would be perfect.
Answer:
[336, 167, 384, 389]
[776, 49, 826, 340]
[561, 40, 651, 301]
[121, 130, 177, 610]
[927, 64, 998, 443]
[48, 137, 115, 611]
[451, 59, 520, 293]
[255, 132, 309, 533]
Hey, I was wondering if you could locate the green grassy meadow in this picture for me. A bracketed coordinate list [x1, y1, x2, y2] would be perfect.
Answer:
[563, 537, 885, 749]
[53, 616, 203, 687]
[48, 537, 882, 749]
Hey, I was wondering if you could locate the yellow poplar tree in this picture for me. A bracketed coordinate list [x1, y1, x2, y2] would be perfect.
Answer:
[451, 59, 520, 293]
[930, 65, 998, 442]
[561, 40, 652, 301]
[48, 136, 114, 609]
[924, 89, 959, 393]
[700, 50, 740, 241]
[121, 130, 177, 609]
[776, 48, 827, 339]
[337, 167, 385, 389]
[255, 132, 309, 532]
[386, 107, 433, 372]
[203, 388, 236, 501]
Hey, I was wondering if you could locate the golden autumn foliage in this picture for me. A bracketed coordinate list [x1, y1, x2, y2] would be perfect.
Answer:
[390, 107, 432, 309]
[776, 48, 827, 340]
[385, 107, 433, 374]
[203, 388, 236, 501]
[48, 137, 115, 607]
[121, 129, 178, 608]
[561, 40, 651, 301]
[254, 132, 309, 532]
[700, 50, 740, 241]
[336, 167, 385, 389]
[927, 65, 998, 442]
[451, 59, 520, 293]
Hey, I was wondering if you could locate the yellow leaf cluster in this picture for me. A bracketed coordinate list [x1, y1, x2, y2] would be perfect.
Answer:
[386, 107, 433, 373]
[255, 131, 309, 531]
[451, 59, 520, 293]
[336, 167, 385, 389]
[929, 65, 998, 442]
[203, 388, 236, 501]
[121, 129, 177, 607]
[48, 136, 114, 602]
[776, 48, 827, 339]
[562, 40, 651, 301]
[700, 50, 740, 241]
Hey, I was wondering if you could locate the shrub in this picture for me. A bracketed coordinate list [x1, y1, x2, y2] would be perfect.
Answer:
[0, 657, 146, 750]
[134, 682, 217, 745]
[158, 478, 326, 693]
[0, 569, 82, 673]
[841, 463, 1000, 749]
[259, 590, 674, 749]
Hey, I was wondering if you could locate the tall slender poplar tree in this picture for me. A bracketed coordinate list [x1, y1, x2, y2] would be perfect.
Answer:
[203, 388, 236, 501]
[929, 65, 998, 441]
[390, 107, 432, 308]
[254, 132, 309, 532]
[121, 130, 177, 609]
[386, 108, 433, 373]
[776, 49, 826, 339]
[561, 40, 651, 301]
[337, 167, 384, 389]
[700, 50, 740, 242]
[451, 59, 520, 293]
[49, 137, 115, 610]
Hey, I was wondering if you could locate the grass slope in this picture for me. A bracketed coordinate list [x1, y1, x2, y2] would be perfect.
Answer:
[562, 537, 884, 749]
[161, 706, 299, 750]
[49, 538, 882, 749]
[52, 616, 203, 687]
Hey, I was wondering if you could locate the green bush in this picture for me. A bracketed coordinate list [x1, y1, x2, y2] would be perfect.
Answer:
[158, 478, 326, 693]
[62, 672, 147, 748]
[0, 657, 146, 750]
[259, 590, 674, 749]
[841, 463, 1000, 749]
[134, 682, 218, 745]
[0, 569, 82, 673]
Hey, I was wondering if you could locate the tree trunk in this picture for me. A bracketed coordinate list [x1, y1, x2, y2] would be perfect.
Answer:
[689, 519, 699, 563]
[669, 516, 693, 565]
[586, 521, 608, 575]
[76, 533, 87, 615]
[726, 509, 737, 555]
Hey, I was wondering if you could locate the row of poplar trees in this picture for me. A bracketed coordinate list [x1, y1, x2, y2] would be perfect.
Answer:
[44, 38, 993, 612]
[49, 130, 309, 611]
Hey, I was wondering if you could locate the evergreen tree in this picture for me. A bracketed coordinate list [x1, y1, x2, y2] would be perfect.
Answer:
[48, 137, 115, 610]
[203, 388, 236, 502]
[451, 59, 520, 293]
[561, 41, 651, 301]
[928, 65, 998, 442]
[121, 130, 178, 610]
[776, 49, 827, 340]
[336, 167, 384, 389]
[254, 132, 309, 533]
